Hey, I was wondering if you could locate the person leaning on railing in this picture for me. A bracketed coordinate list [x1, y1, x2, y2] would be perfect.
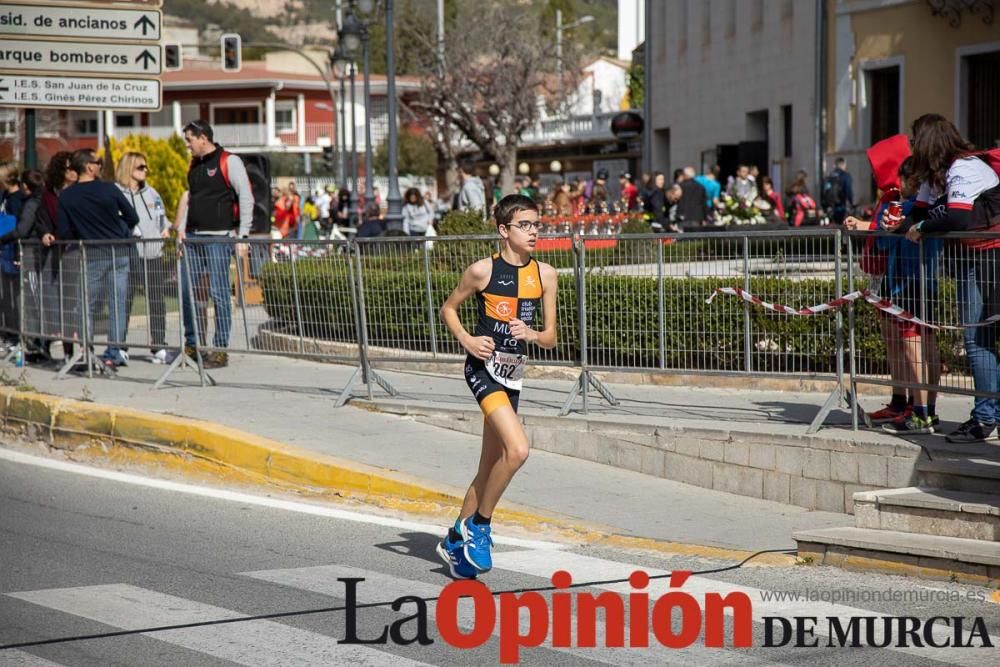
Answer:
[55, 148, 139, 369]
[115, 151, 171, 363]
[848, 152, 945, 436]
[0, 170, 49, 361]
[901, 114, 1000, 445]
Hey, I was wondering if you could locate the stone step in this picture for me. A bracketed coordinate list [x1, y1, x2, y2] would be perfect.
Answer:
[853, 487, 1000, 541]
[794, 526, 1000, 585]
[917, 457, 1000, 495]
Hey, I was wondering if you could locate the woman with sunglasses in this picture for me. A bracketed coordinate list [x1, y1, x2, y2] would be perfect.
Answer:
[115, 151, 171, 361]
[436, 194, 558, 579]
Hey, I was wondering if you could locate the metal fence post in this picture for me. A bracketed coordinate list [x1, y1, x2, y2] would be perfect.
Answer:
[423, 241, 438, 357]
[234, 242, 252, 351]
[289, 243, 306, 355]
[657, 239, 666, 369]
[743, 234, 752, 373]
[847, 234, 860, 430]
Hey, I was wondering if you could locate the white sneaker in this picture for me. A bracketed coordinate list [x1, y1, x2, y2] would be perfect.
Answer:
[118, 350, 129, 366]
[151, 349, 169, 364]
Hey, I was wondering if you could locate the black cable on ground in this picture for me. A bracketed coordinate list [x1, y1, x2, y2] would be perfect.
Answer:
[0, 546, 797, 651]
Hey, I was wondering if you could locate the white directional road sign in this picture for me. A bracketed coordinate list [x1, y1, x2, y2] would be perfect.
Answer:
[0, 3, 161, 42]
[0, 39, 161, 75]
[0, 74, 161, 111]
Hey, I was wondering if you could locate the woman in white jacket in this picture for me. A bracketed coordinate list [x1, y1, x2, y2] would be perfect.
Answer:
[115, 151, 171, 360]
[402, 187, 435, 236]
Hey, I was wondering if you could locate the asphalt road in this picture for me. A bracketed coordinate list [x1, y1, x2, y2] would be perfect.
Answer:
[1, 448, 998, 666]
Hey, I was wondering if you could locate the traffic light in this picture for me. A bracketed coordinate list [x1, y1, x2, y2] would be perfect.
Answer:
[322, 145, 334, 171]
[164, 43, 182, 71]
[221, 34, 242, 72]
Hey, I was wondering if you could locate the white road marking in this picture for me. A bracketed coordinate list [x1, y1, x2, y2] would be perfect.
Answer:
[0, 448, 565, 551]
[497, 550, 997, 667]
[0, 651, 65, 666]
[7, 584, 429, 667]
[241, 564, 789, 666]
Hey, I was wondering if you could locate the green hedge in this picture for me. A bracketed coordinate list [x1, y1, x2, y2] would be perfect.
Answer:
[259, 255, 967, 375]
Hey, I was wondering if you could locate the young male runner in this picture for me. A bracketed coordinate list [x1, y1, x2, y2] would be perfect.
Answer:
[436, 194, 558, 578]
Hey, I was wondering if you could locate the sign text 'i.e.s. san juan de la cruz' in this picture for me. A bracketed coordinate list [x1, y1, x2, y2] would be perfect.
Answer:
[0, 0, 163, 111]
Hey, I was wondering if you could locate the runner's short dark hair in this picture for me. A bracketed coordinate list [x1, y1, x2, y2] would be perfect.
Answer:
[493, 194, 538, 228]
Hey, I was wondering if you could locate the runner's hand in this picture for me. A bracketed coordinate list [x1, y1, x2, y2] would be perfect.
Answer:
[508, 317, 536, 343]
[463, 335, 495, 360]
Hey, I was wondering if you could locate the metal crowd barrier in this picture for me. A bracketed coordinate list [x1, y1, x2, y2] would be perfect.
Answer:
[4, 229, 999, 429]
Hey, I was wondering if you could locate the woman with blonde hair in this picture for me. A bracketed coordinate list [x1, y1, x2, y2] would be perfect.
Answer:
[115, 151, 171, 360]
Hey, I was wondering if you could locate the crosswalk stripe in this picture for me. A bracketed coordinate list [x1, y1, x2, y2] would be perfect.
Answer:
[495, 550, 997, 667]
[0, 651, 65, 666]
[7, 584, 431, 667]
[241, 563, 790, 665]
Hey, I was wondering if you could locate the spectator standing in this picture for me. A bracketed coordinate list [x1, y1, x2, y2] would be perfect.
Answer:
[56, 148, 139, 368]
[41, 152, 77, 358]
[904, 114, 1000, 443]
[585, 168, 610, 210]
[786, 170, 819, 227]
[823, 157, 855, 224]
[114, 152, 170, 360]
[179, 120, 253, 369]
[677, 166, 708, 226]
[552, 181, 572, 215]
[315, 186, 333, 236]
[457, 161, 486, 215]
[727, 164, 757, 202]
[402, 187, 434, 236]
[618, 173, 639, 211]
[694, 165, 722, 215]
[643, 171, 668, 231]
[0, 162, 26, 349]
[0, 170, 47, 356]
[758, 176, 785, 221]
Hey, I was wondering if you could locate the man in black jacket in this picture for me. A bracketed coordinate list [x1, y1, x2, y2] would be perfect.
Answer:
[179, 120, 254, 369]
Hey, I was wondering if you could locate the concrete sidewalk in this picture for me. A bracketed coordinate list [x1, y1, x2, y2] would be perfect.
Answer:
[9, 350, 975, 555]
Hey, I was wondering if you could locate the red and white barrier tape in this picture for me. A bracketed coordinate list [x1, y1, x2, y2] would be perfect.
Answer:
[706, 286, 1000, 330]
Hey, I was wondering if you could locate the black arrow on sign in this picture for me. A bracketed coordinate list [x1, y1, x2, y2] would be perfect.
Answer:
[136, 49, 157, 70]
[0, 79, 8, 94]
[134, 15, 155, 36]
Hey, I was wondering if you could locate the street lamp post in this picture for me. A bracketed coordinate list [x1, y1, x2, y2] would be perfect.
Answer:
[332, 44, 350, 187]
[384, 0, 403, 231]
[349, 61, 358, 224]
[555, 10, 594, 92]
[341, 9, 365, 225]
[357, 3, 375, 217]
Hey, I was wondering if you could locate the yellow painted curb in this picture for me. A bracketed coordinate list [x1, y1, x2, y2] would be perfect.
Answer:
[0, 387, 789, 566]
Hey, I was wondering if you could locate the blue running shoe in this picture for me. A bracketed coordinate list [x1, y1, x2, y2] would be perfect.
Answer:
[435, 533, 477, 579]
[460, 517, 493, 573]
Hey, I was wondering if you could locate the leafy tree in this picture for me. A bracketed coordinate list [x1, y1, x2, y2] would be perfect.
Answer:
[374, 129, 437, 176]
[627, 63, 644, 109]
[103, 134, 190, 221]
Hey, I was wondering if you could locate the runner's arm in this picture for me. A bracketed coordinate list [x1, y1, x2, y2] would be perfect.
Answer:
[534, 262, 558, 349]
[440, 259, 493, 359]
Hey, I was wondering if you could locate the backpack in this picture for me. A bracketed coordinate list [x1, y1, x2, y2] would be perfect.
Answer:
[821, 172, 843, 209]
[190, 149, 272, 234]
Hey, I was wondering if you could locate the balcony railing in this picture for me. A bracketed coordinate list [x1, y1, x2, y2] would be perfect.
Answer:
[111, 123, 343, 148]
[521, 111, 618, 145]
